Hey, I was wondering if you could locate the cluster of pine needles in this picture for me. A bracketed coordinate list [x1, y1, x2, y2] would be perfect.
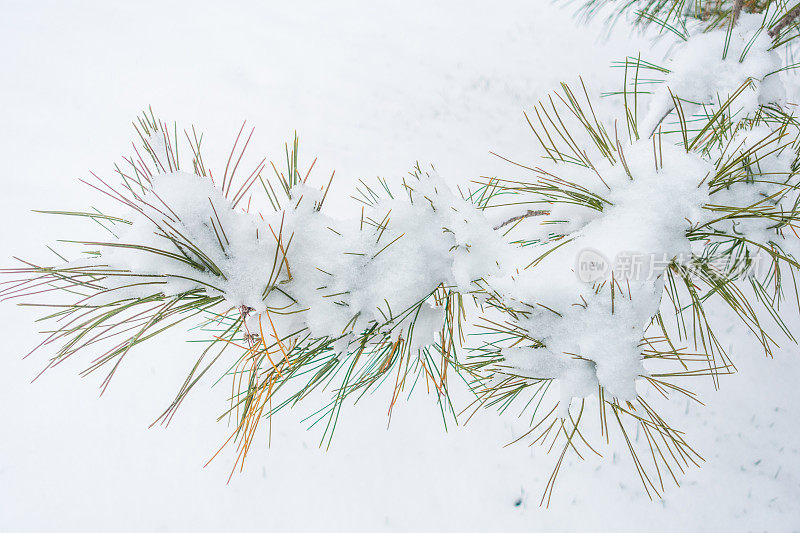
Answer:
[0, 109, 471, 483]
[463, 35, 800, 501]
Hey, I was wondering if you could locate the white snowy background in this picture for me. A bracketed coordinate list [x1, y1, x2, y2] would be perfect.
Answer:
[1, 1, 798, 531]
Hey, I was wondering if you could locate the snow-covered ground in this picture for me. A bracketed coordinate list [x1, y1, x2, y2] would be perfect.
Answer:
[1, 1, 798, 531]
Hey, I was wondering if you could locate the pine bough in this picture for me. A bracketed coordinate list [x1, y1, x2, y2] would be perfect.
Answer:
[4, 0, 800, 502]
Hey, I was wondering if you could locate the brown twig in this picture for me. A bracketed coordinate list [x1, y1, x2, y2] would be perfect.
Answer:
[493, 209, 550, 230]
[731, 0, 745, 25]
[768, 2, 800, 38]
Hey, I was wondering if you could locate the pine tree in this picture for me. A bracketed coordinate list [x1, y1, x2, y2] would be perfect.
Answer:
[3, 0, 800, 502]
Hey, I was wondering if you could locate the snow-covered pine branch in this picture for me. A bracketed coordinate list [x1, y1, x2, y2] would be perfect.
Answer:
[4, 0, 800, 501]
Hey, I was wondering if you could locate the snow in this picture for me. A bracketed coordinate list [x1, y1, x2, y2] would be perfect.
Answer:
[489, 140, 712, 403]
[643, 13, 786, 134]
[99, 171, 276, 307]
[1, 1, 799, 532]
[263, 171, 503, 350]
[68, 158, 505, 358]
[86, 129, 716, 408]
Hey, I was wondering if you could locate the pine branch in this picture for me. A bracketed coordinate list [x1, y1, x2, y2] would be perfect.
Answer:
[6, 3, 800, 500]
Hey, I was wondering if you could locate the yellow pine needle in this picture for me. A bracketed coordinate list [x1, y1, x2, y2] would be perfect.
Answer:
[264, 309, 291, 367]
[379, 339, 402, 373]
[387, 353, 405, 419]
[419, 356, 443, 396]
[258, 316, 281, 376]
[268, 221, 292, 280]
